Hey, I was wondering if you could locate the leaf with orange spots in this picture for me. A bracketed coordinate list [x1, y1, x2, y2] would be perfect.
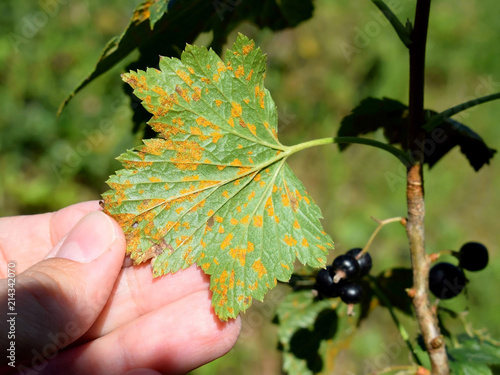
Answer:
[275, 290, 356, 375]
[103, 34, 333, 321]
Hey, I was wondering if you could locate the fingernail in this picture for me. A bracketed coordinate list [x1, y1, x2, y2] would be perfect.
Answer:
[56, 211, 117, 263]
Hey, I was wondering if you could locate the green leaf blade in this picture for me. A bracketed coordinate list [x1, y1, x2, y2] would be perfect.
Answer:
[103, 34, 333, 320]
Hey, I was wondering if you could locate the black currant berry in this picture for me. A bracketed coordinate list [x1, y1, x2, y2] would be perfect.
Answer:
[459, 242, 489, 272]
[330, 255, 360, 282]
[340, 283, 363, 304]
[315, 267, 342, 297]
[429, 262, 466, 300]
[346, 248, 373, 277]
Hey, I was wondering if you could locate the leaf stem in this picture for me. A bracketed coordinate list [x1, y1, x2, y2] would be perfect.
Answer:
[423, 92, 500, 131]
[371, 0, 412, 47]
[288, 136, 409, 164]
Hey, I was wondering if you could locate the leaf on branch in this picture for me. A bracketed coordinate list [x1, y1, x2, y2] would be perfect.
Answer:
[58, 0, 315, 118]
[102, 34, 333, 321]
[275, 290, 355, 375]
[337, 97, 496, 171]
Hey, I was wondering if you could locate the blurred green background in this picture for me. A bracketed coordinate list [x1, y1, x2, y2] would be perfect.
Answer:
[1, 0, 499, 373]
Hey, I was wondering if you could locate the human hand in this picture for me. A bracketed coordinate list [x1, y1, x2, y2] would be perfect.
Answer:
[0, 201, 240, 374]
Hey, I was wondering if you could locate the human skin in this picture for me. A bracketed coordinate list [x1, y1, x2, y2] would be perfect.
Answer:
[0, 201, 240, 374]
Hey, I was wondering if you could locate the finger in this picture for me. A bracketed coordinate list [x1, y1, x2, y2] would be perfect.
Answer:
[0, 211, 126, 366]
[0, 201, 101, 273]
[36, 290, 241, 375]
[83, 264, 211, 339]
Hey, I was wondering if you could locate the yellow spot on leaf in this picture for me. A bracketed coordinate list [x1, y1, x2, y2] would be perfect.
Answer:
[293, 220, 301, 229]
[215, 99, 223, 107]
[231, 102, 242, 118]
[242, 42, 255, 55]
[231, 159, 242, 166]
[202, 263, 210, 271]
[149, 176, 161, 182]
[251, 259, 267, 278]
[235, 65, 244, 78]
[215, 215, 223, 223]
[221, 233, 233, 249]
[222, 191, 230, 198]
[218, 226, 224, 234]
[284, 235, 297, 246]
[246, 69, 254, 81]
[253, 215, 263, 227]
[230, 218, 238, 225]
[302, 238, 309, 247]
[281, 262, 290, 270]
[176, 69, 193, 85]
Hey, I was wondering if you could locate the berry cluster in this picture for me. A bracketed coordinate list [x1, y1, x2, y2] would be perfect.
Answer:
[315, 248, 372, 307]
[429, 242, 489, 300]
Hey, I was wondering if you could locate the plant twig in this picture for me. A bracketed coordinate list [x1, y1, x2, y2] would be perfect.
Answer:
[357, 217, 406, 258]
[406, 1, 449, 374]
[371, 0, 412, 47]
[423, 92, 500, 132]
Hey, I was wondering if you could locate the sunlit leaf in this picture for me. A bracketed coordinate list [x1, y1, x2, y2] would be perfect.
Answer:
[103, 34, 333, 320]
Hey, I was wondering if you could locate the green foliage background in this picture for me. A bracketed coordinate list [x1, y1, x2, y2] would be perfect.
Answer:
[1, 0, 499, 373]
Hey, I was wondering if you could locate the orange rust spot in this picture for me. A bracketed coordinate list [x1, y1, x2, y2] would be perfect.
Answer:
[304, 196, 310, 205]
[293, 220, 301, 229]
[230, 218, 238, 225]
[241, 215, 250, 225]
[221, 233, 233, 249]
[200, 240, 207, 248]
[217, 165, 226, 170]
[251, 259, 267, 278]
[138, 189, 144, 194]
[248, 157, 254, 164]
[238, 167, 253, 175]
[259, 181, 265, 188]
[284, 235, 297, 246]
[175, 85, 190, 102]
[215, 99, 223, 107]
[213, 74, 220, 82]
[254, 174, 261, 182]
[201, 77, 210, 84]
[206, 64, 211, 70]
[242, 42, 255, 55]
[182, 175, 199, 181]
[302, 238, 309, 247]
[164, 183, 170, 190]
[244, 98, 250, 104]
[218, 226, 225, 234]
[222, 191, 230, 198]
[230, 159, 242, 166]
[214, 258, 219, 265]
[217, 62, 226, 74]
[176, 69, 193, 85]
[188, 67, 195, 74]
[175, 207, 184, 214]
[237, 144, 243, 149]
[281, 262, 290, 270]
[202, 263, 210, 271]
[234, 180, 240, 186]
[207, 210, 215, 216]
[149, 176, 161, 182]
[229, 246, 246, 266]
[246, 69, 254, 81]
[316, 244, 326, 251]
[275, 215, 280, 223]
[215, 215, 223, 223]
[236, 206, 242, 213]
[235, 65, 245, 78]
[239, 119, 246, 128]
[237, 295, 244, 302]
[272, 185, 278, 193]
[231, 102, 242, 117]
[265, 196, 274, 216]
[228, 118, 235, 127]
[281, 194, 290, 207]
[253, 215, 263, 227]
[211, 132, 223, 143]
[247, 123, 257, 136]
[247, 191, 255, 201]
[196, 117, 218, 129]
[191, 87, 201, 101]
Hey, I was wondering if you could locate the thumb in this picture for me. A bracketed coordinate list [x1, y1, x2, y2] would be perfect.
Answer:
[1, 211, 126, 365]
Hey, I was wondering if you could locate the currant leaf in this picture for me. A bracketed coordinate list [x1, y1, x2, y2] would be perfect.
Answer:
[102, 34, 333, 321]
